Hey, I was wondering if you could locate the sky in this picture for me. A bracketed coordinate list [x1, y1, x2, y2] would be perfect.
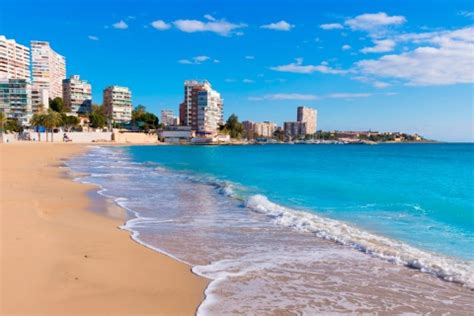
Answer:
[1, 0, 473, 141]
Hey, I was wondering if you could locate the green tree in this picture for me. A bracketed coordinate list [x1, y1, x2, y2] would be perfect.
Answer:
[0, 111, 5, 143]
[4, 118, 23, 133]
[273, 129, 286, 142]
[223, 114, 243, 139]
[131, 105, 159, 131]
[61, 114, 80, 132]
[49, 97, 65, 113]
[30, 113, 47, 142]
[132, 105, 146, 121]
[89, 105, 107, 129]
[43, 110, 63, 142]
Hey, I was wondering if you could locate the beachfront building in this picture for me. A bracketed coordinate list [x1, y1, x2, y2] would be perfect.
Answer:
[284, 121, 306, 138]
[63, 75, 92, 114]
[31, 86, 49, 113]
[0, 36, 33, 124]
[284, 106, 318, 138]
[242, 120, 255, 138]
[103, 85, 132, 123]
[31, 41, 66, 100]
[161, 109, 179, 126]
[0, 78, 32, 126]
[179, 80, 223, 136]
[297, 106, 317, 134]
[242, 120, 277, 138]
[254, 121, 277, 138]
[0, 35, 30, 80]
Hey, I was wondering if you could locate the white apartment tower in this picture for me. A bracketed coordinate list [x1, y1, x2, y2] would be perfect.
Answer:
[297, 106, 317, 134]
[179, 80, 223, 135]
[254, 121, 277, 138]
[31, 40, 66, 100]
[0, 36, 32, 124]
[161, 109, 178, 126]
[0, 35, 30, 80]
[63, 75, 92, 114]
[103, 85, 132, 123]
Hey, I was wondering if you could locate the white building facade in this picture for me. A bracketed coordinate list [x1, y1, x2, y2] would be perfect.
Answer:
[0, 35, 30, 80]
[0, 79, 32, 126]
[197, 87, 223, 135]
[103, 85, 132, 123]
[31, 40, 66, 100]
[160, 109, 178, 126]
[254, 121, 277, 138]
[0, 36, 32, 125]
[31, 86, 49, 113]
[63, 75, 92, 114]
[297, 106, 317, 134]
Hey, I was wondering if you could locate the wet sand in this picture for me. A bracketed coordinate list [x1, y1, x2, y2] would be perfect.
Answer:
[0, 143, 207, 315]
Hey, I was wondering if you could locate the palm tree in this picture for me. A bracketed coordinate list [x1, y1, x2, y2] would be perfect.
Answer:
[30, 113, 46, 142]
[43, 110, 63, 142]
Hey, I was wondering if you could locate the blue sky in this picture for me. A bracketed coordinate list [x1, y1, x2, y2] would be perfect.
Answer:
[1, 0, 473, 141]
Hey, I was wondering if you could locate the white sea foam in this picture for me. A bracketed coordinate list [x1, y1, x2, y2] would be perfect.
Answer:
[245, 194, 474, 289]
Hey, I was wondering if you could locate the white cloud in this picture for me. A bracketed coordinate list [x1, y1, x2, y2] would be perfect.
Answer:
[345, 12, 406, 32]
[459, 11, 474, 19]
[213, 59, 220, 63]
[373, 81, 391, 88]
[342, 44, 351, 51]
[112, 20, 128, 29]
[178, 59, 193, 64]
[245, 55, 255, 60]
[249, 93, 319, 101]
[361, 39, 396, 53]
[271, 58, 346, 74]
[204, 14, 216, 21]
[356, 26, 474, 85]
[320, 23, 344, 30]
[151, 20, 171, 30]
[327, 93, 372, 98]
[178, 55, 211, 64]
[194, 55, 210, 62]
[88, 35, 99, 41]
[173, 18, 246, 36]
[261, 20, 294, 31]
[243, 79, 255, 83]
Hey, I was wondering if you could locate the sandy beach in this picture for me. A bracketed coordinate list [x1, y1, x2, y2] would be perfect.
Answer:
[0, 143, 207, 315]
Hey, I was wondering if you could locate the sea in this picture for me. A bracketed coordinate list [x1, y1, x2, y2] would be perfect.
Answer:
[67, 143, 474, 315]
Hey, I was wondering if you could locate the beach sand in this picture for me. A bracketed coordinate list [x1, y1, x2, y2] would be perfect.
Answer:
[0, 143, 207, 315]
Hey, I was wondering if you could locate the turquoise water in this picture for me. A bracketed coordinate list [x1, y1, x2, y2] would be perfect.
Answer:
[126, 143, 474, 261]
[68, 144, 474, 313]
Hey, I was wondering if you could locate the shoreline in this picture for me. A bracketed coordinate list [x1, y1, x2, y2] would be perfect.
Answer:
[1, 143, 207, 315]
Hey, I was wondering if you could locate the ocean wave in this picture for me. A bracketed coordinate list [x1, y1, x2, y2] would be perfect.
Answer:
[245, 194, 474, 289]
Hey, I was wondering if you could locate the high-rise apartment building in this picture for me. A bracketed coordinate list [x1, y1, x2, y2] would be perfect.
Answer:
[0, 36, 32, 124]
[243, 120, 277, 138]
[284, 106, 318, 138]
[161, 109, 179, 126]
[103, 85, 132, 123]
[0, 35, 30, 80]
[31, 86, 49, 113]
[31, 41, 66, 99]
[63, 75, 92, 114]
[0, 79, 32, 126]
[284, 121, 307, 137]
[254, 121, 277, 138]
[297, 106, 317, 134]
[179, 80, 223, 135]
